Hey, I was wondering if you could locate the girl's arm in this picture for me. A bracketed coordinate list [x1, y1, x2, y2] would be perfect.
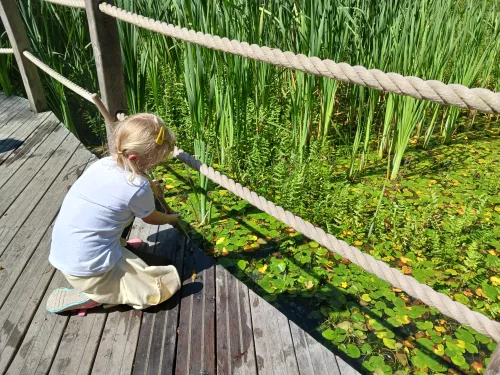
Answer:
[142, 210, 179, 225]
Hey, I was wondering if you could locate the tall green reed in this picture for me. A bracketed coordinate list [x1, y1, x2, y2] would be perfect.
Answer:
[0, 31, 14, 95]
[8, 0, 500, 191]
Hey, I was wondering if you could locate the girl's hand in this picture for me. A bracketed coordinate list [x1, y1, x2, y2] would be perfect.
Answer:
[142, 211, 179, 226]
[167, 213, 179, 225]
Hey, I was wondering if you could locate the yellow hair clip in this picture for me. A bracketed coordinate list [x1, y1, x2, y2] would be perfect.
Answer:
[156, 126, 165, 145]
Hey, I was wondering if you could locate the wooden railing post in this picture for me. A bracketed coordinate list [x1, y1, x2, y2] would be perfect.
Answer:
[0, 0, 47, 112]
[84, 0, 127, 138]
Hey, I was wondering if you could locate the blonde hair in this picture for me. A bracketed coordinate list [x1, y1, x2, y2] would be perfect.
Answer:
[112, 113, 176, 179]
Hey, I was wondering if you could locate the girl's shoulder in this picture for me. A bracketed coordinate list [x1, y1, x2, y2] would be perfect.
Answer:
[88, 157, 149, 189]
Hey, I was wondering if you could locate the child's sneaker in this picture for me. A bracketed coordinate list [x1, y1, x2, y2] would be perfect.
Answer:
[127, 238, 146, 250]
[46, 288, 100, 313]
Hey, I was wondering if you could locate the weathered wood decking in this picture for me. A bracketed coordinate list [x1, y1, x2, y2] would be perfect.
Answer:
[0, 93, 360, 374]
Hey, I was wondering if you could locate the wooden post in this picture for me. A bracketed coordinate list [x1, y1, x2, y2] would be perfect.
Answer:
[0, 0, 47, 112]
[84, 0, 127, 131]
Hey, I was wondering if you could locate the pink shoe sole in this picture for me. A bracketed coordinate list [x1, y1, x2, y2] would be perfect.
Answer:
[127, 238, 144, 249]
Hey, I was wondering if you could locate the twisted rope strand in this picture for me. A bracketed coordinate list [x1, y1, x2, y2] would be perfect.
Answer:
[99, 3, 500, 114]
[23, 51, 94, 102]
[0, 48, 14, 54]
[22, 51, 114, 125]
[45, 0, 85, 8]
[174, 147, 500, 342]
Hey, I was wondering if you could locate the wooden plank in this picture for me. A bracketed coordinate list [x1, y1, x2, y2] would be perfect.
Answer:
[90, 220, 159, 375]
[289, 321, 342, 375]
[0, 113, 56, 179]
[0, 125, 80, 259]
[0, 97, 30, 134]
[175, 245, 216, 375]
[0, 145, 93, 373]
[249, 290, 299, 375]
[335, 355, 361, 375]
[0, 1, 47, 112]
[0, 143, 94, 303]
[48, 309, 106, 375]
[90, 309, 142, 375]
[5, 272, 69, 375]
[0, 100, 34, 140]
[0, 94, 23, 123]
[0, 225, 58, 372]
[216, 265, 257, 375]
[0, 111, 51, 165]
[133, 224, 185, 375]
[0, 120, 71, 216]
[84, 0, 126, 135]
[0, 143, 93, 264]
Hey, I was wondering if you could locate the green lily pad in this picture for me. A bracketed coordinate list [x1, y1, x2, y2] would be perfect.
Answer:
[361, 343, 373, 354]
[346, 344, 361, 358]
[361, 294, 371, 302]
[416, 321, 433, 330]
[387, 317, 402, 327]
[383, 337, 397, 349]
[416, 338, 434, 351]
[237, 260, 247, 271]
[322, 329, 336, 340]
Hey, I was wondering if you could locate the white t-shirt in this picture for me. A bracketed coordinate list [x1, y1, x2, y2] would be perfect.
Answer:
[49, 157, 155, 276]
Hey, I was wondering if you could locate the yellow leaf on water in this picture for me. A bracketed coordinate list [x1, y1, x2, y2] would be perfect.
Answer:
[258, 264, 268, 274]
[400, 256, 411, 264]
[353, 241, 363, 246]
[340, 282, 348, 288]
[402, 266, 412, 275]
[471, 362, 483, 374]
[399, 315, 410, 324]
[304, 280, 314, 290]
[221, 247, 229, 256]
[490, 276, 500, 286]
[435, 326, 446, 332]
[216, 237, 225, 245]
[165, 184, 175, 189]
[433, 344, 445, 356]
[495, 206, 500, 213]
[475, 288, 487, 298]
[456, 340, 466, 349]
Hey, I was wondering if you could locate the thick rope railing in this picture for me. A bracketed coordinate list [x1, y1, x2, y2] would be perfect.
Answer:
[0, 48, 14, 54]
[99, 3, 500, 114]
[45, 0, 85, 9]
[174, 147, 500, 342]
[22, 51, 113, 124]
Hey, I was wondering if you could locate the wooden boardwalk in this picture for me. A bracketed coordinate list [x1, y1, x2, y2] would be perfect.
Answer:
[0, 93, 360, 374]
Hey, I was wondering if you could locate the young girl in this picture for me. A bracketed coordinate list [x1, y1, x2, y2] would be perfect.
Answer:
[47, 114, 181, 312]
